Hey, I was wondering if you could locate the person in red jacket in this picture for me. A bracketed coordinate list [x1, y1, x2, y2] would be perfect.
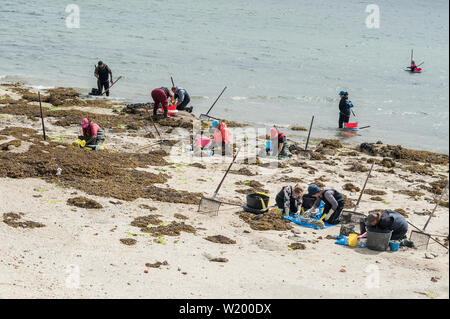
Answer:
[79, 118, 105, 145]
[269, 127, 291, 157]
[205, 121, 232, 155]
[151, 88, 169, 118]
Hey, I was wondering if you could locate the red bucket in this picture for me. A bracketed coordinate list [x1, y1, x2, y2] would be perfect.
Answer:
[159, 104, 177, 117]
[345, 122, 358, 128]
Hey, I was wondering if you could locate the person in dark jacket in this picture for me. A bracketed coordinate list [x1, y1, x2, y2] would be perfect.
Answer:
[94, 61, 113, 96]
[160, 87, 174, 101]
[275, 184, 304, 216]
[306, 184, 345, 224]
[171, 86, 193, 113]
[364, 210, 409, 241]
[338, 90, 351, 128]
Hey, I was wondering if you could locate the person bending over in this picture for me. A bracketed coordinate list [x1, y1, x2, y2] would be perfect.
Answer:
[205, 121, 232, 156]
[152, 88, 170, 118]
[80, 118, 105, 146]
[361, 210, 409, 242]
[306, 184, 345, 225]
[172, 86, 193, 113]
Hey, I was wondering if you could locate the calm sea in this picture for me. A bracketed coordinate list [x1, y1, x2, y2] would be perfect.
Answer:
[1, 0, 448, 153]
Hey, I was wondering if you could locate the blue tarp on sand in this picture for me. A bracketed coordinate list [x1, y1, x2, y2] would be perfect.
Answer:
[283, 215, 337, 230]
[282, 202, 338, 230]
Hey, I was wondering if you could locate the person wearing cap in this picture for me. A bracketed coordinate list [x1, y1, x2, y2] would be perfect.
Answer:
[210, 120, 220, 133]
[205, 121, 232, 156]
[275, 184, 304, 216]
[306, 184, 345, 224]
[361, 210, 409, 241]
[152, 88, 170, 118]
[94, 61, 113, 96]
[171, 86, 193, 113]
[338, 90, 352, 129]
[79, 118, 105, 146]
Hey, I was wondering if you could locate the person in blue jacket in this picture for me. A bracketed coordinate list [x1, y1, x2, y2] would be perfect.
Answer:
[338, 91, 354, 128]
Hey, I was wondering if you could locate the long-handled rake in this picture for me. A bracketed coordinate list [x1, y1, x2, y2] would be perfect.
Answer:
[198, 148, 240, 215]
[199, 86, 227, 121]
[296, 115, 315, 159]
[353, 162, 375, 212]
[137, 107, 171, 152]
[38, 91, 47, 141]
[102, 76, 123, 95]
[338, 163, 375, 234]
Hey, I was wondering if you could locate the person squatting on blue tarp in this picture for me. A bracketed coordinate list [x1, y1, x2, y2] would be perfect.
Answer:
[275, 184, 305, 216]
[305, 184, 345, 225]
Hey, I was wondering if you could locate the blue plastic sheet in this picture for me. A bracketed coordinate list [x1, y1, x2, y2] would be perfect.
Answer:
[335, 235, 367, 248]
[283, 202, 337, 230]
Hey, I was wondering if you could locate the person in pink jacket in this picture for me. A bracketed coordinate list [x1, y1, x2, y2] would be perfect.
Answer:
[205, 121, 232, 155]
[79, 118, 105, 145]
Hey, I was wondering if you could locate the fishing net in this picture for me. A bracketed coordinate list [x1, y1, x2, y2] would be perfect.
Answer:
[409, 230, 430, 250]
[198, 197, 221, 216]
[339, 211, 366, 235]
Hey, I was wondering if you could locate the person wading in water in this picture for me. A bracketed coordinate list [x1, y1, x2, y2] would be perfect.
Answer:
[94, 61, 113, 96]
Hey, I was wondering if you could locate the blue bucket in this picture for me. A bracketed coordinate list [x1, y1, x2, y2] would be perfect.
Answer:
[389, 240, 400, 252]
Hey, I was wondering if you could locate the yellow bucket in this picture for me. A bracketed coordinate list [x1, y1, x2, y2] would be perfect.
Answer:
[348, 233, 358, 247]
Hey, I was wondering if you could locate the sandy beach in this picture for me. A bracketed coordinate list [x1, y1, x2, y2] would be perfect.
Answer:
[0, 83, 448, 299]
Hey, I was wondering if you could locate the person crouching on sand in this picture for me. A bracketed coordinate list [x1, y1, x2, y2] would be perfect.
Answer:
[269, 127, 291, 158]
[275, 184, 304, 216]
[205, 121, 232, 156]
[306, 184, 345, 225]
[171, 86, 193, 113]
[359, 210, 412, 246]
[79, 118, 105, 146]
